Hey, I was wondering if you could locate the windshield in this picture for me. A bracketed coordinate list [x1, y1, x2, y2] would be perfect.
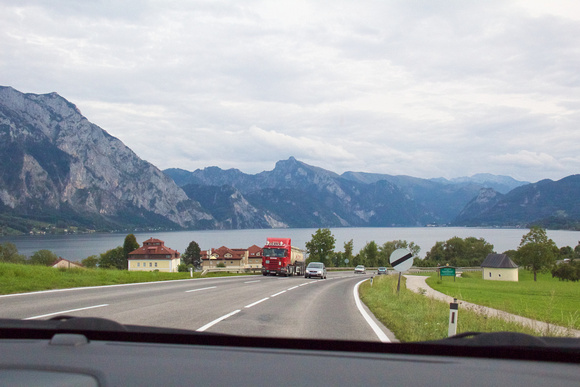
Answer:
[262, 248, 287, 258]
[1, 0, 579, 353]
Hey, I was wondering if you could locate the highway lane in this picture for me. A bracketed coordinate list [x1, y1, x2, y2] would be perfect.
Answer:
[0, 272, 394, 342]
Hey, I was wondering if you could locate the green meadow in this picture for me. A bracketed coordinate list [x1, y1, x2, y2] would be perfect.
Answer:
[359, 274, 566, 342]
[0, 262, 246, 295]
[426, 270, 580, 329]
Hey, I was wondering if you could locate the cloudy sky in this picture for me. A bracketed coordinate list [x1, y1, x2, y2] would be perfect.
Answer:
[1, 0, 579, 182]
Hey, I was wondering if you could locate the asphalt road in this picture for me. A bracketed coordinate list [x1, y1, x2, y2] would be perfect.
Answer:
[0, 272, 395, 342]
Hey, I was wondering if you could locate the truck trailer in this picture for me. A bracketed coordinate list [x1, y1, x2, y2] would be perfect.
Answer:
[261, 238, 305, 276]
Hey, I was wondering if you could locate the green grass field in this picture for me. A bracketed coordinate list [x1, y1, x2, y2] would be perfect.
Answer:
[426, 270, 580, 329]
[359, 274, 541, 342]
[0, 262, 247, 295]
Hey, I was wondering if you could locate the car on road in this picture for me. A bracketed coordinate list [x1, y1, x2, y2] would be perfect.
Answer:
[305, 262, 327, 279]
[377, 267, 387, 275]
[354, 265, 366, 274]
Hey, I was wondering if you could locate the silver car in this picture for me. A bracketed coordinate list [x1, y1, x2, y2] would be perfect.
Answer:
[354, 265, 366, 274]
[305, 262, 327, 279]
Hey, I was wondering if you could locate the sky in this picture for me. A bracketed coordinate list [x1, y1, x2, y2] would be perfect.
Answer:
[1, 0, 579, 183]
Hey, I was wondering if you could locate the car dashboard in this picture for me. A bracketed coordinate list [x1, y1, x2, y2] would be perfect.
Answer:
[0, 318, 578, 386]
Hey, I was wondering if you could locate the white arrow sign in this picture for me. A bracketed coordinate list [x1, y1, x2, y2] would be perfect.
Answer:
[390, 248, 414, 272]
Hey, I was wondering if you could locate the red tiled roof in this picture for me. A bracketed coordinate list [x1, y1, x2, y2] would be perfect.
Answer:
[201, 245, 260, 260]
[128, 238, 180, 259]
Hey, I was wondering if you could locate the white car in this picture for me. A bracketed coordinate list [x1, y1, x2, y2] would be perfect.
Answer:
[305, 262, 327, 279]
[354, 265, 366, 274]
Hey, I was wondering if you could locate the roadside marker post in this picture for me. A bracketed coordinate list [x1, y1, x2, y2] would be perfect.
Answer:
[389, 249, 414, 295]
[448, 298, 458, 337]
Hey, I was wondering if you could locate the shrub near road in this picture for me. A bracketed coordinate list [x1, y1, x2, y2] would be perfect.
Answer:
[426, 270, 580, 330]
[359, 274, 539, 342]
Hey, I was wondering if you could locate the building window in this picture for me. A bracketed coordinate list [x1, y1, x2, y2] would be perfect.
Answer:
[150, 262, 152, 267]
[155, 262, 158, 267]
[137, 262, 140, 267]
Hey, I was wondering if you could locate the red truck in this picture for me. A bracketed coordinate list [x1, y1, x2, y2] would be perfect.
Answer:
[261, 238, 305, 276]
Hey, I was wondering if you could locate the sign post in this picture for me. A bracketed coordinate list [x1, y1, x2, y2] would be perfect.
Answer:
[439, 266, 456, 281]
[389, 249, 414, 295]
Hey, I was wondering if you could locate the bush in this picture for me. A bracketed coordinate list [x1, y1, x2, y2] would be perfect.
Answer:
[552, 261, 580, 282]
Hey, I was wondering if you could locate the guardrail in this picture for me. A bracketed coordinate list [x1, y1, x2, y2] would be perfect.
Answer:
[203, 267, 262, 274]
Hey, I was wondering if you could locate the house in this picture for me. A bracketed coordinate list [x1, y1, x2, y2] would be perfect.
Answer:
[127, 238, 181, 272]
[52, 257, 84, 269]
[245, 245, 263, 269]
[481, 253, 518, 282]
[201, 245, 263, 270]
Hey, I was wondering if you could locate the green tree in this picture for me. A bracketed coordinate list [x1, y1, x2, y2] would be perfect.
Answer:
[123, 234, 139, 258]
[99, 246, 126, 270]
[551, 261, 580, 282]
[421, 237, 493, 267]
[182, 241, 202, 269]
[29, 249, 59, 266]
[343, 239, 354, 264]
[81, 255, 99, 268]
[305, 228, 335, 265]
[515, 226, 558, 282]
[362, 241, 379, 267]
[379, 240, 420, 267]
[0, 242, 26, 264]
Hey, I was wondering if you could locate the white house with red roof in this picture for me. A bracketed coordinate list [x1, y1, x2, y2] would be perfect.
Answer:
[127, 238, 181, 272]
[201, 245, 262, 270]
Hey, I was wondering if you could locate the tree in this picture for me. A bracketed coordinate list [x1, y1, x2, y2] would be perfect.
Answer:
[29, 249, 59, 266]
[81, 255, 99, 268]
[123, 234, 139, 258]
[420, 237, 493, 267]
[0, 242, 26, 264]
[379, 240, 420, 267]
[305, 228, 335, 265]
[182, 241, 202, 269]
[515, 226, 558, 282]
[551, 260, 580, 282]
[344, 239, 354, 264]
[361, 241, 379, 267]
[99, 246, 126, 270]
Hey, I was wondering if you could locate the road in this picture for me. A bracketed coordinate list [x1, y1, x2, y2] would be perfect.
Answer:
[0, 272, 395, 342]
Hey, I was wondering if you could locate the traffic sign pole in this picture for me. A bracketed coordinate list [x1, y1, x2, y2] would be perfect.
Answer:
[389, 249, 414, 295]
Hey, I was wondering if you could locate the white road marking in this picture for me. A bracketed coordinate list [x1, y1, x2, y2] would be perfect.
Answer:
[0, 275, 261, 299]
[25, 304, 109, 320]
[299, 283, 308, 286]
[287, 286, 299, 290]
[196, 310, 241, 332]
[353, 279, 391, 343]
[245, 297, 270, 308]
[185, 286, 216, 293]
[271, 290, 287, 297]
[244, 280, 261, 284]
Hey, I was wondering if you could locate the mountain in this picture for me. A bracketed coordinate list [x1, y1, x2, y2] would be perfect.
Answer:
[431, 173, 528, 194]
[0, 86, 215, 232]
[166, 158, 474, 227]
[453, 175, 580, 228]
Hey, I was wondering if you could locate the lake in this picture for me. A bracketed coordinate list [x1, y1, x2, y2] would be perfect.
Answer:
[2, 227, 579, 262]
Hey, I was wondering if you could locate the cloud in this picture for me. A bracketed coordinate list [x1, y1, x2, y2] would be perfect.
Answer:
[1, 0, 579, 182]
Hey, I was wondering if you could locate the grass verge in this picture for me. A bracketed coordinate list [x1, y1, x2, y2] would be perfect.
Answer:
[0, 262, 249, 295]
[359, 274, 543, 342]
[426, 270, 580, 330]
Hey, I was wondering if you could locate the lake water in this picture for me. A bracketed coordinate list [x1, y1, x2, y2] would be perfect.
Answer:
[2, 227, 580, 262]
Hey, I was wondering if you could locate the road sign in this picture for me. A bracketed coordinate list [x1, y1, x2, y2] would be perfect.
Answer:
[389, 248, 414, 272]
[439, 267, 456, 277]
